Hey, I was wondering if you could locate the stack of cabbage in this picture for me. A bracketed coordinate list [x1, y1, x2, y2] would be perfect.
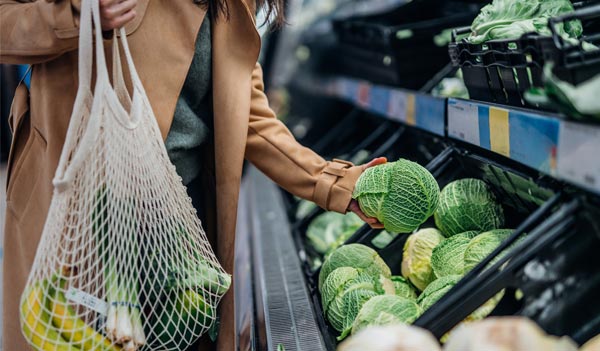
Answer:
[401, 178, 515, 322]
[317, 159, 525, 341]
[319, 244, 421, 340]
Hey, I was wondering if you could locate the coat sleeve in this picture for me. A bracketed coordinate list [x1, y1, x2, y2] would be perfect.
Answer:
[245, 63, 363, 213]
[0, 0, 80, 64]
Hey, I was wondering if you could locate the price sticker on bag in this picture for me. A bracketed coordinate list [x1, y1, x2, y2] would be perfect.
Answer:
[66, 287, 108, 315]
[557, 121, 600, 194]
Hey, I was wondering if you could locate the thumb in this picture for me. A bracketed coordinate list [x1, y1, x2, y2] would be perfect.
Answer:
[362, 157, 387, 171]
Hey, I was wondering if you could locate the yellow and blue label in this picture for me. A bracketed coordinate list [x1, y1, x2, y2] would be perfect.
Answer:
[449, 99, 559, 175]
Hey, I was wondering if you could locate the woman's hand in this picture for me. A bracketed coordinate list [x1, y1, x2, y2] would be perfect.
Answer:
[348, 157, 387, 229]
[100, 0, 138, 31]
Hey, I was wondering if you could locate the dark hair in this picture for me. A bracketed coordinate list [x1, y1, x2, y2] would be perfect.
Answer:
[194, 0, 285, 27]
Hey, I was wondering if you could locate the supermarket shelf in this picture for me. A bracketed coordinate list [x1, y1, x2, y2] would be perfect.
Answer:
[298, 75, 600, 196]
[298, 76, 446, 137]
[447, 98, 600, 196]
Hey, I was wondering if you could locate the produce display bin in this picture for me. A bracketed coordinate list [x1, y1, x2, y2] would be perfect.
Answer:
[330, 1, 480, 89]
[286, 134, 574, 347]
[415, 194, 600, 344]
[448, 4, 600, 108]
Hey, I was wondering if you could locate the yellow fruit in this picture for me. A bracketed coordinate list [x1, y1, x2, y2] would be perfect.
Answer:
[21, 282, 80, 351]
[49, 281, 120, 351]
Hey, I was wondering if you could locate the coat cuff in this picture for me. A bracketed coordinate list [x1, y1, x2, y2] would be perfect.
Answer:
[313, 159, 363, 214]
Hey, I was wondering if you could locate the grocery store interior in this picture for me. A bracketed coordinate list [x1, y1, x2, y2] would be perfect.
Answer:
[2, 0, 600, 350]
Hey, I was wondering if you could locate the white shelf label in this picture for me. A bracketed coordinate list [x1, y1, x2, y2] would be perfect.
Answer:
[448, 101, 480, 146]
[557, 121, 600, 194]
[388, 90, 407, 123]
[66, 287, 108, 315]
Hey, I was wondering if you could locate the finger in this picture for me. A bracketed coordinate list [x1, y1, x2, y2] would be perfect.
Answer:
[348, 201, 378, 224]
[104, 0, 137, 19]
[352, 209, 376, 224]
[369, 222, 385, 229]
[362, 156, 387, 171]
[109, 10, 136, 29]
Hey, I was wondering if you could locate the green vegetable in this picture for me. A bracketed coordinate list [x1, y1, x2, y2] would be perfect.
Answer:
[418, 275, 504, 319]
[322, 267, 361, 315]
[401, 228, 445, 291]
[321, 268, 386, 334]
[434, 179, 504, 237]
[319, 244, 391, 292]
[352, 159, 440, 233]
[327, 227, 363, 256]
[468, 0, 583, 44]
[431, 231, 479, 278]
[370, 230, 399, 249]
[345, 295, 422, 339]
[525, 63, 600, 121]
[418, 275, 462, 311]
[464, 229, 514, 272]
[94, 189, 146, 346]
[151, 289, 214, 349]
[307, 212, 363, 254]
[391, 276, 417, 300]
[296, 199, 318, 220]
[145, 226, 232, 298]
[466, 290, 506, 321]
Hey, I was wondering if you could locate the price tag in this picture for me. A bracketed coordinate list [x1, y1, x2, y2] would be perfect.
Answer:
[489, 107, 510, 157]
[388, 90, 408, 123]
[448, 100, 481, 146]
[406, 94, 416, 126]
[557, 121, 600, 194]
[66, 288, 108, 315]
[356, 82, 370, 108]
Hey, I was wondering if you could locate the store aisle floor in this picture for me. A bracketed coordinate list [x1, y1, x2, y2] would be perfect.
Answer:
[1, 162, 5, 346]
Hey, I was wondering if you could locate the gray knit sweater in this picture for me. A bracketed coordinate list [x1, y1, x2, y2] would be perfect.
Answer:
[165, 15, 212, 185]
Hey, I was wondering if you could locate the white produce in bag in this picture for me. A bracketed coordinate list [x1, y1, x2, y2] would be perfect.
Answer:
[19, 0, 230, 350]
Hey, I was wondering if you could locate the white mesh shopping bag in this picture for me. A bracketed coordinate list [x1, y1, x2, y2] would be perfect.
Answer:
[19, 0, 230, 350]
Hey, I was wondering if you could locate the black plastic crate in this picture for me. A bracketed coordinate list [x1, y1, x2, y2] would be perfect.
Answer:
[448, 4, 600, 108]
[415, 195, 600, 345]
[330, 2, 481, 89]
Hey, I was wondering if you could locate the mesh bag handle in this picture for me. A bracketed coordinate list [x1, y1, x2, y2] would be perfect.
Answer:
[20, 1, 230, 350]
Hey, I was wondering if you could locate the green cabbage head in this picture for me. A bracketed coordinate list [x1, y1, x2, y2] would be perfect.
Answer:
[464, 229, 513, 272]
[417, 275, 462, 311]
[371, 230, 399, 249]
[307, 211, 363, 254]
[319, 244, 391, 292]
[391, 276, 417, 300]
[418, 275, 504, 320]
[321, 267, 390, 334]
[431, 231, 479, 278]
[434, 178, 504, 237]
[344, 295, 422, 339]
[352, 159, 440, 233]
[401, 228, 445, 291]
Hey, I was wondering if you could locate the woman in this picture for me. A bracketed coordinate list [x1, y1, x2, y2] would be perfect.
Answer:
[0, 0, 384, 350]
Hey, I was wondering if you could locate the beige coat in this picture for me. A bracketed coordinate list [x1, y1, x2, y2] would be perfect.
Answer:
[1, 0, 363, 349]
